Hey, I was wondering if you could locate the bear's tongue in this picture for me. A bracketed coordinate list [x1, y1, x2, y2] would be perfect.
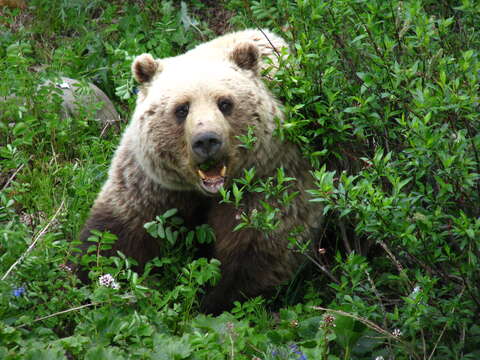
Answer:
[197, 165, 226, 194]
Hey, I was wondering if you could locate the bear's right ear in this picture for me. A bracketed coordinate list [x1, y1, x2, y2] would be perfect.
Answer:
[132, 54, 163, 83]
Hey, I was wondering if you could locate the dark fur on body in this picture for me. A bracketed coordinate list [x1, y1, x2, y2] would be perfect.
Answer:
[80, 143, 316, 314]
[79, 30, 322, 314]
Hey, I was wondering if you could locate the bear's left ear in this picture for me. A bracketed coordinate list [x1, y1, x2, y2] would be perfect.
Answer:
[229, 42, 260, 73]
[132, 53, 163, 83]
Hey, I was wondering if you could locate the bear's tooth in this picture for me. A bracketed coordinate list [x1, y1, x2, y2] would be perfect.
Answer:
[220, 165, 227, 177]
[198, 169, 207, 179]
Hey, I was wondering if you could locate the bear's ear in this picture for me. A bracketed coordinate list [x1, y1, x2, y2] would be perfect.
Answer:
[132, 54, 162, 83]
[229, 42, 259, 73]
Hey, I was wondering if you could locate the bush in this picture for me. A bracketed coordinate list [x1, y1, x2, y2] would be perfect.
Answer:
[229, 0, 480, 357]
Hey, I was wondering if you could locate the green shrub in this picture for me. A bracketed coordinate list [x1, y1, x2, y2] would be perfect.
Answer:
[230, 0, 480, 358]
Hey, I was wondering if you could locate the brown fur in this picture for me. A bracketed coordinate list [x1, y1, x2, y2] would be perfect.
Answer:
[230, 42, 259, 72]
[132, 54, 161, 83]
[79, 29, 322, 314]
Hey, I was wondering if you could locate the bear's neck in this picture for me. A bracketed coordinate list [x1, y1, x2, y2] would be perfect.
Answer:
[99, 144, 206, 226]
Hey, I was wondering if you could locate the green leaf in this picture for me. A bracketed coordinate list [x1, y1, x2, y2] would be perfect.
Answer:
[333, 315, 367, 352]
[166, 227, 174, 245]
[152, 334, 192, 360]
[163, 208, 178, 219]
[84, 346, 125, 360]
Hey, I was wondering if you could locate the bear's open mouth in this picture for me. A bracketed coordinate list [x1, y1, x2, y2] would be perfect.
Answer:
[197, 164, 227, 194]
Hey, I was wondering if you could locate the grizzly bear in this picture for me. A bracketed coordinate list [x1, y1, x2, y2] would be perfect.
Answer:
[79, 29, 322, 314]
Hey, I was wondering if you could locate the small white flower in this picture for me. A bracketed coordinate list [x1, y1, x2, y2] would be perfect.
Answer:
[59, 264, 72, 272]
[392, 328, 402, 337]
[99, 273, 114, 286]
[98, 274, 119, 289]
[375, 356, 384, 360]
[58, 82, 71, 89]
[409, 285, 421, 299]
[111, 282, 120, 290]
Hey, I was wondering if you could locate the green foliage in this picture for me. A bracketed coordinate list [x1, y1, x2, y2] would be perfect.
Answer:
[236, 125, 258, 150]
[230, 0, 480, 357]
[220, 167, 299, 232]
[1, 0, 480, 358]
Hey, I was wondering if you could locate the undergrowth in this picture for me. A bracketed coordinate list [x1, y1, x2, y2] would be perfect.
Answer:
[1, 0, 479, 359]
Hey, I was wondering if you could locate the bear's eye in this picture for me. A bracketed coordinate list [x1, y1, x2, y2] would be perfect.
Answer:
[218, 98, 233, 115]
[174, 103, 189, 123]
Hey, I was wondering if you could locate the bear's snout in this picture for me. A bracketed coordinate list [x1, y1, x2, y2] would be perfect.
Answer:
[191, 131, 224, 163]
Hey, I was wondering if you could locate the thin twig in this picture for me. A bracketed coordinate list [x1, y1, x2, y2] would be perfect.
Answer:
[364, 269, 395, 359]
[313, 305, 421, 360]
[364, 269, 387, 322]
[99, 122, 110, 138]
[377, 241, 401, 271]
[339, 220, 352, 253]
[302, 251, 339, 284]
[257, 28, 281, 58]
[421, 329, 427, 360]
[1, 199, 65, 281]
[313, 306, 404, 342]
[16, 294, 136, 328]
[19, 302, 97, 328]
[2, 163, 25, 191]
[377, 239, 410, 285]
[427, 287, 465, 360]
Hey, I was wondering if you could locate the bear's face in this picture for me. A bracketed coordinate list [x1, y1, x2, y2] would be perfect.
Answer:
[130, 43, 280, 196]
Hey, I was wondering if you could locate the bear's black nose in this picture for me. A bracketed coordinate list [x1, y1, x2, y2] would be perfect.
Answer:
[192, 132, 223, 161]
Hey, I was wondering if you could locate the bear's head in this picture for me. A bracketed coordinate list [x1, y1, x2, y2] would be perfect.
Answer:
[129, 42, 282, 196]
